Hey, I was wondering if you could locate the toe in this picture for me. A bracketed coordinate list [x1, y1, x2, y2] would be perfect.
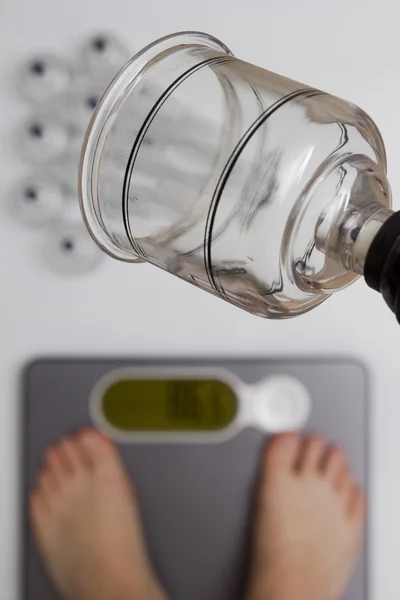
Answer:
[332, 461, 351, 493]
[347, 484, 366, 551]
[348, 485, 366, 520]
[338, 467, 353, 498]
[36, 469, 59, 508]
[322, 445, 347, 481]
[44, 442, 72, 481]
[29, 488, 51, 524]
[59, 435, 90, 473]
[298, 435, 326, 473]
[79, 428, 118, 468]
[263, 433, 302, 478]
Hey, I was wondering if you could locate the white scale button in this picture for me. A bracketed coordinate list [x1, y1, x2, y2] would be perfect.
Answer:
[252, 375, 311, 432]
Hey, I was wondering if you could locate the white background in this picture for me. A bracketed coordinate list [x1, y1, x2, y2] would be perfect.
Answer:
[1, 1, 400, 598]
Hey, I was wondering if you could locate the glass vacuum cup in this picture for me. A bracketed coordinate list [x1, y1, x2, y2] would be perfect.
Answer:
[80, 31, 400, 321]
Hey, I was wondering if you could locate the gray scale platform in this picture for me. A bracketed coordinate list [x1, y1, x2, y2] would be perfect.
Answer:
[23, 358, 369, 600]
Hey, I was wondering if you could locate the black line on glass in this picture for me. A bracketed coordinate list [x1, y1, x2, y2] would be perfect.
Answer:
[204, 89, 324, 300]
[122, 56, 232, 259]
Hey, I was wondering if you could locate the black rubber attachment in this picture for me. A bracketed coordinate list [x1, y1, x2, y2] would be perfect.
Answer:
[364, 211, 400, 323]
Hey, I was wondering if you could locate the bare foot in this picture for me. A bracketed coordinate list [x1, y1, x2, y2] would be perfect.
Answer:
[246, 433, 365, 600]
[30, 428, 167, 600]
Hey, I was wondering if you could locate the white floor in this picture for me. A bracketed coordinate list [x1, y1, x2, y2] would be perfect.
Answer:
[2, 2, 400, 598]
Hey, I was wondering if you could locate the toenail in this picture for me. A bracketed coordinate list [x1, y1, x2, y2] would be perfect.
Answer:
[270, 433, 299, 451]
[80, 429, 103, 451]
[310, 434, 325, 445]
[333, 447, 346, 461]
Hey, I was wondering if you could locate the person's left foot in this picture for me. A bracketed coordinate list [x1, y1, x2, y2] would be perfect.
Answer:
[245, 433, 365, 600]
[30, 428, 168, 600]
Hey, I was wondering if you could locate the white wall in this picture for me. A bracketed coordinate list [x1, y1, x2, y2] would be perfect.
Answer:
[1, 1, 400, 598]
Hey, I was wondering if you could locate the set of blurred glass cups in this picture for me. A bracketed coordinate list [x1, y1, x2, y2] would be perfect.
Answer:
[9, 32, 130, 274]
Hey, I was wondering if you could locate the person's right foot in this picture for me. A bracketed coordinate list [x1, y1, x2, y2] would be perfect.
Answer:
[246, 433, 365, 600]
[30, 428, 168, 600]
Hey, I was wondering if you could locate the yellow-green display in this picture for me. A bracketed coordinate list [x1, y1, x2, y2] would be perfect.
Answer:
[101, 378, 238, 431]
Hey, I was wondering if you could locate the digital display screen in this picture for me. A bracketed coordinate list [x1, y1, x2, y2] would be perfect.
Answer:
[101, 378, 238, 432]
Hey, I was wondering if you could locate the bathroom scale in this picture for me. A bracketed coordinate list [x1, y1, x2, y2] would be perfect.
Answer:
[22, 358, 369, 600]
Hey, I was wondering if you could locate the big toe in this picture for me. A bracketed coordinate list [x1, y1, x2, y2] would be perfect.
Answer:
[263, 433, 302, 478]
[79, 428, 118, 467]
